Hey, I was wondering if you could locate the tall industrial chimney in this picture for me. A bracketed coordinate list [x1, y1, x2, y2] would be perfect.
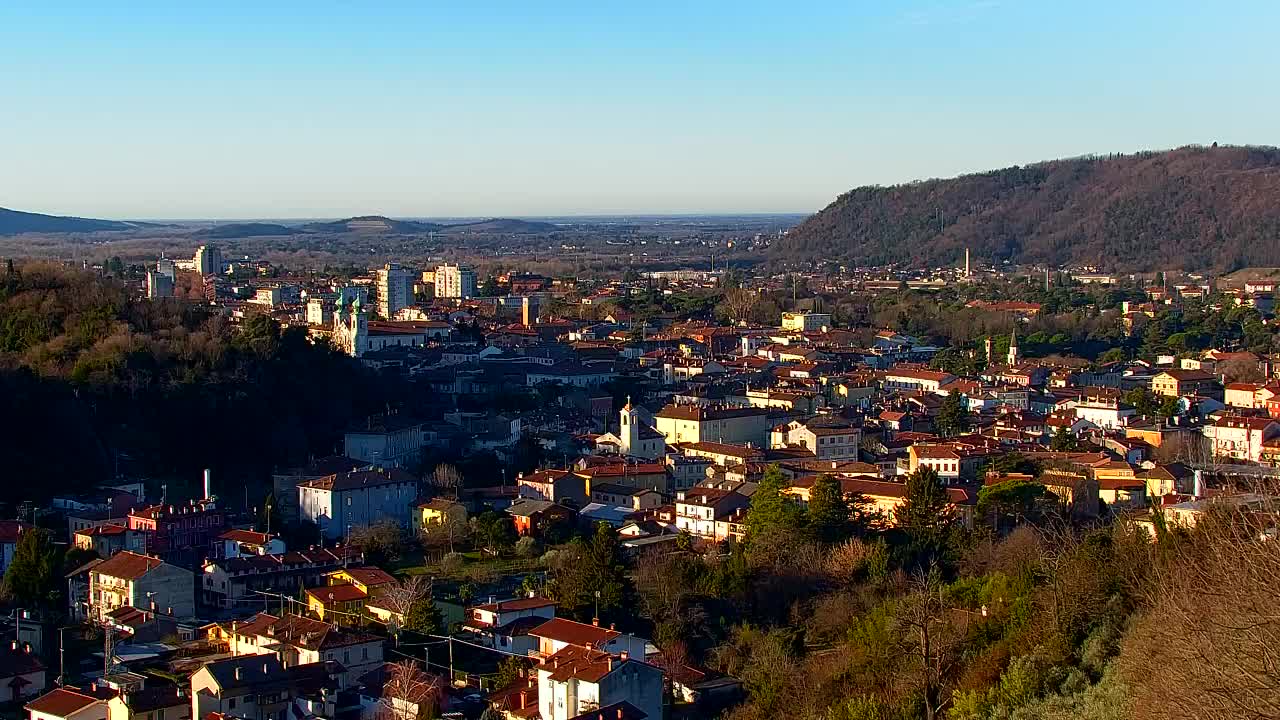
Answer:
[203, 468, 212, 500]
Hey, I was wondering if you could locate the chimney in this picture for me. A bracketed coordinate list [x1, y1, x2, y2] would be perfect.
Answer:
[518, 691, 528, 709]
[204, 468, 212, 500]
[1193, 469, 1205, 499]
[592, 617, 599, 627]
[263, 662, 270, 674]
[609, 623, 615, 631]
[234, 666, 242, 681]
[620, 651, 628, 661]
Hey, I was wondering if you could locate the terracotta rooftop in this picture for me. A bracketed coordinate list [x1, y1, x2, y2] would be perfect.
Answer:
[529, 618, 619, 648]
[92, 551, 163, 580]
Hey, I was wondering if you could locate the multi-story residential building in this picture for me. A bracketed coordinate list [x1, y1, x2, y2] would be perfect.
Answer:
[376, 263, 415, 319]
[1203, 416, 1280, 462]
[674, 488, 749, 541]
[74, 523, 144, 558]
[907, 443, 995, 483]
[344, 415, 426, 467]
[1224, 382, 1279, 409]
[194, 244, 223, 276]
[216, 612, 384, 686]
[528, 618, 648, 660]
[534, 645, 662, 720]
[126, 501, 227, 568]
[305, 567, 398, 626]
[517, 470, 588, 506]
[296, 468, 417, 540]
[201, 548, 355, 610]
[145, 271, 173, 299]
[189, 655, 340, 720]
[434, 264, 477, 299]
[1068, 394, 1136, 430]
[771, 418, 861, 459]
[654, 404, 773, 448]
[88, 551, 195, 621]
[781, 311, 832, 332]
[461, 596, 557, 656]
[1151, 369, 1221, 399]
[882, 369, 955, 393]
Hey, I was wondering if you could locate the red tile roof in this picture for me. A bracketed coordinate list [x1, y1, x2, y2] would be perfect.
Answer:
[529, 618, 619, 648]
[92, 551, 163, 580]
[26, 688, 108, 717]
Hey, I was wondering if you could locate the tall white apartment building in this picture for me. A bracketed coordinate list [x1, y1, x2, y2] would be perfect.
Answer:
[434, 263, 477, 299]
[194, 245, 223, 276]
[376, 263, 415, 318]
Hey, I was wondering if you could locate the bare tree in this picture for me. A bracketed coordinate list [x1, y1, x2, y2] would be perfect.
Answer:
[377, 575, 431, 622]
[430, 463, 463, 499]
[377, 660, 442, 720]
[893, 568, 972, 720]
[421, 514, 468, 555]
[1121, 496, 1280, 720]
[720, 288, 759, 325]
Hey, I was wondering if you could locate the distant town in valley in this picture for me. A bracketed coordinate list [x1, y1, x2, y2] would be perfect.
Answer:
[2, 148, 1280, 720]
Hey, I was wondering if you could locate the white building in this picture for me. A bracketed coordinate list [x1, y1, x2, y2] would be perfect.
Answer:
[1203, 416, 1280, 462]
[674, 488, 749, 541]
[296, 468, 417, 540]
[1068, 396, 1136, 430]
[595, 401, 666, 461]
[535, 646, 662, 720]
[194, 245, 223, 276]
[770, 418, 861, 459]
[376, 263, 415, 319]
[434, 264, 477, 299]
[882, 369, 954, 393]
[781, 312, 832, 332]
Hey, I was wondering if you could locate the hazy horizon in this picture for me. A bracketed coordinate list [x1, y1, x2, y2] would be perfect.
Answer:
[3, 1, 1278, 218]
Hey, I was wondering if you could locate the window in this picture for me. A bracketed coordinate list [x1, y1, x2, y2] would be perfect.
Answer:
[228, 699, 237, 710]
[362, 647, 369, 660]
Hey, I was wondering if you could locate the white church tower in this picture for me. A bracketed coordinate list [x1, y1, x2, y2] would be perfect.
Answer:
[617, 397, 664, 460]
[333, 292, 368, 356]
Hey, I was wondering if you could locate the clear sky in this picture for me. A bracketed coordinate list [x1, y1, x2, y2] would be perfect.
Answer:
[2, 1, 1277, 219]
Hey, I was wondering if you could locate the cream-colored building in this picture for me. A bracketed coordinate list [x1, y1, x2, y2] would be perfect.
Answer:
[781, 312, 832, 332]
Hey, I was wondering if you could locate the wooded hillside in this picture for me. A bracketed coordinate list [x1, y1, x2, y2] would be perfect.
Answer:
[774, 145, 1280, 272]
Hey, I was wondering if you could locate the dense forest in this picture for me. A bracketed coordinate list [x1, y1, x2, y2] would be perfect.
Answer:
[775, 145, 1280, 271]
[0, 262, 395, 507]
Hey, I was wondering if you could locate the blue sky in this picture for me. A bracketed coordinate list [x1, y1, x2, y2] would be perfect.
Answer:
[1, 1, 1276, 219]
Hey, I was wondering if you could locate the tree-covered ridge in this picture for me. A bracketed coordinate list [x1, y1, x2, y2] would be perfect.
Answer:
[775, 145, 1280, 271]
[0, 262, 393, 504]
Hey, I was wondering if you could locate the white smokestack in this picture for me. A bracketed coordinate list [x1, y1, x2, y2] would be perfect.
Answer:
[1193, 469, 1204, 499]
[203, 468, 212, 500]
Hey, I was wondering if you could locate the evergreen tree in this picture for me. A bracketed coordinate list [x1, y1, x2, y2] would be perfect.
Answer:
[745, 464, 804, 539]
[895, 466, 955, 561]
[935, 390, 969, 437]
[403, 593, 445, 634]
[2, 528, 60, 607]
[807, 474, 852, 543]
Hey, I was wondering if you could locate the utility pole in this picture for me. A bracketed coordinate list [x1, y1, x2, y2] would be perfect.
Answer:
[448, 635, 454, 684]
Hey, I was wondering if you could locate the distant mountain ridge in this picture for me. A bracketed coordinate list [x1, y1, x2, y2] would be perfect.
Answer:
[0, 207, 165, 235]
[193, 222, 307, 239]
[774, 145, 1280, 272]
[300, 215, 446, 234]
[440, 218, 558, 233]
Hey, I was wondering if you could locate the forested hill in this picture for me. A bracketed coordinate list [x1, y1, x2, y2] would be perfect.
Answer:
[774, 145, 1280, 272]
